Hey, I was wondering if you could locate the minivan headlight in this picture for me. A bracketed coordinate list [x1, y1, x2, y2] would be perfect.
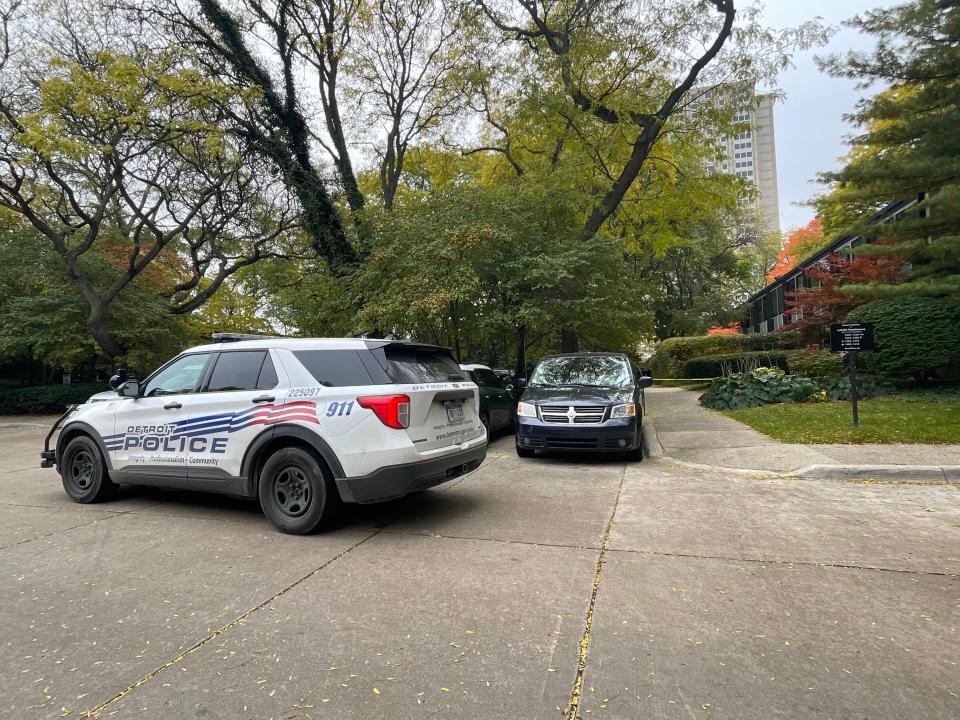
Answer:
[517, 402, 538, 418]
[610, 403, 636, 418]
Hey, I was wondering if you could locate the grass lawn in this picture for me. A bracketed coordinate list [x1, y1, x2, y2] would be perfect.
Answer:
[724, 397, 960, 444]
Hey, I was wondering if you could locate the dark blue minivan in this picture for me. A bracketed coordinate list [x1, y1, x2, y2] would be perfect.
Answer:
[514, 353, 652, 459]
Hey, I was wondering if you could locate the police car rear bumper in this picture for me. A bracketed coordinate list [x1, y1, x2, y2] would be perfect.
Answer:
[336, 442, 487, 503]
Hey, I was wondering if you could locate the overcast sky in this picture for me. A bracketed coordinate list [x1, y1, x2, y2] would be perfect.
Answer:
[752, 0, 902, 233]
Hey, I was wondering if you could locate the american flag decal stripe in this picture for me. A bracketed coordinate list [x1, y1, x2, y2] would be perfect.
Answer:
[102, 401, 320, 450]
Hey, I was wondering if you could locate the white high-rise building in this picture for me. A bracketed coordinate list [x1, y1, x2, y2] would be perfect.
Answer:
[699, 88, 781, 235]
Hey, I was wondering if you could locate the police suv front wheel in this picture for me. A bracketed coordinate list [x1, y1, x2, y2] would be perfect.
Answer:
[60, 435, 118, 503]
[259, 448, 339, 534]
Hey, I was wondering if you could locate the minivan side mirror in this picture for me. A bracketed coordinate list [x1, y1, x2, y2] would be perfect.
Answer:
[119, 380, 141, 398]
[636, 375, 653, 390]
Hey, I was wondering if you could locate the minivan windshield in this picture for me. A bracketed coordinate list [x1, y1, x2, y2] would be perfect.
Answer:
[529, 355, 632, 388]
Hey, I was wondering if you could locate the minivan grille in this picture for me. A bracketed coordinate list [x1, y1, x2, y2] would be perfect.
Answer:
[539, 405, 606, 424]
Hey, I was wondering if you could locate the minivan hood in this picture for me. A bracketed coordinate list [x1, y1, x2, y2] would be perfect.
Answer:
[520, 385, 634, 405]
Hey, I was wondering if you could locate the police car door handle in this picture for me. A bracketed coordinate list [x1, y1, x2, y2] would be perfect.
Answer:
[252, 395, 275, 404]
[163, 401, 182, 410]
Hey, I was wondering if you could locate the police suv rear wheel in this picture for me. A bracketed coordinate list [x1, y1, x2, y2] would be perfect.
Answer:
[259, 448, 337, 534]
[60, 436, 118, 503]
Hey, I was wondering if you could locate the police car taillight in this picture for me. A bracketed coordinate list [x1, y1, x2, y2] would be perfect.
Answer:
[357, 394, 411, 429]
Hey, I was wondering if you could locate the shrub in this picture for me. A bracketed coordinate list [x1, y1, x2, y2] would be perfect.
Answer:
[817, 375, 886, 401]
[683, 351, 790, 378]
[846, 296, 960, 379]
[786, 349, 843, 378]
[648, 330, 801, 378]
[0, 383, 107, 414]
[700, 367, 818, 410]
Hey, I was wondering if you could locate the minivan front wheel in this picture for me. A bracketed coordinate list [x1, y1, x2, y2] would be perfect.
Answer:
[259, 447, 337, 534]
[624, 428, 644, 461]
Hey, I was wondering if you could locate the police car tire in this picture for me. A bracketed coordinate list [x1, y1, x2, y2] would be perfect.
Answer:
[259, 447, 337, 534]
[60, 435, 118, 503]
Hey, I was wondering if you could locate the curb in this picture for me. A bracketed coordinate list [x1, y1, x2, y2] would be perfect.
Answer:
[642, 414, 960, 483]
[641, 415, 663, 459]
[0, 422, 49, 429]
[792, 464, 960, 483]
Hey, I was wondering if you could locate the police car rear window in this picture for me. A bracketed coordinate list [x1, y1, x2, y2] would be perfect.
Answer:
[383, 347, 462, 383]
[207, 351, 267, 392]
[293, 350, 376, 386]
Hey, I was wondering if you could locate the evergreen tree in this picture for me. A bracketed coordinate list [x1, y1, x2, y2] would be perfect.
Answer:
[817, 0, 960, 299]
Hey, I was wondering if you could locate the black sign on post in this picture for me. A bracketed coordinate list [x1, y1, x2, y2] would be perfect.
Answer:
[830, 322, 874, 352]
[830, 323, 875, 428]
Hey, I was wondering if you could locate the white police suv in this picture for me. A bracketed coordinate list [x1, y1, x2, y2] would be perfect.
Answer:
[40, 337, 487, 534]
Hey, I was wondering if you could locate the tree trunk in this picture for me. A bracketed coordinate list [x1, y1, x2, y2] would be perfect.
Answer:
[86, 303, 124, 361]
[450, 301, 462, 362]
[560, 327, 579, 353]
[514, 324, 526, 380]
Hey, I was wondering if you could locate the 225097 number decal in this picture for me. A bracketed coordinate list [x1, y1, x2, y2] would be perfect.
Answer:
[289, 387, 319, 398]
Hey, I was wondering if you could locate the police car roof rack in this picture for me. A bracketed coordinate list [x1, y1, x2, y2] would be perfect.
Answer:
[211, 332, 280, 343]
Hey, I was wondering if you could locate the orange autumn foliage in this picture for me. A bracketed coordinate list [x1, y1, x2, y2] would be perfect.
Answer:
[766, 218, 825, 284]
[706, 322, 741, 336]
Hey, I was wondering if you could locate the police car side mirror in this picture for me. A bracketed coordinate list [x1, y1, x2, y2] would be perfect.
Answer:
[109, 367, 129, 390]
[119, 380, 141, 398]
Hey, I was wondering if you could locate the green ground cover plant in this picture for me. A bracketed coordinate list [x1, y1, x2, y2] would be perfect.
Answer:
[699, 367, 885, 410]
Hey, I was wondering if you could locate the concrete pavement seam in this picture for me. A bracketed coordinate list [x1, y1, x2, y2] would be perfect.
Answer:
[379, 527, 602, 552]
[0, 511, 132, 552]
[81, 528, 385, 718]
[565, 464, 626, 720]
[607, 548, 960, 579]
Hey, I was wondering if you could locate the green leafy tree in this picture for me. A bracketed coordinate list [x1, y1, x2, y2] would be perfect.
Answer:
[0, 34, 300, 358]
[817, 0, 960, 298]
[0, 211, 195, 373]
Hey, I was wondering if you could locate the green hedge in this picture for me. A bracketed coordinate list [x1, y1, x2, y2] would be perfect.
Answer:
[648, 330, 801, 378]
[0, 383, 108, 414]
[683, 351, 791, 378]
[786, 349, 843, 378]
[846, 296, 960, 379]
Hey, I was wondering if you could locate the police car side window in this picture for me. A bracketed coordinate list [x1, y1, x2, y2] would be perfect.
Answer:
[206, 351, 267, 392]
[143, 354, 210, 397]
[257, 354, 279, 390]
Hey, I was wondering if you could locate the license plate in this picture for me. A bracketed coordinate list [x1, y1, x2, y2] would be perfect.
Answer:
[446, 402, 465, 424]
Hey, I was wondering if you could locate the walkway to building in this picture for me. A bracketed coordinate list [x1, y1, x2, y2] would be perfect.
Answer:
[643, 387, 960, 479]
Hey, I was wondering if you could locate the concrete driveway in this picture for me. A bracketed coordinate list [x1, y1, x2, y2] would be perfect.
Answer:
[1, 423, 958, 719]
